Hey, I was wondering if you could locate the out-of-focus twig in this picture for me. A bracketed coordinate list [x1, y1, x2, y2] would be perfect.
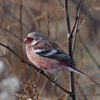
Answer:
[20, 80, 39, 100]
[79, 34, 100, 69]
[0, 25, 23, 41]
[36, 74, 42, 87]
[39, 78, 48, 97]
[19, 0, 29, 93]
[76, 85, 88, 100]
[23, 2, 39, 31]
[0, 2, 31, 32]
[60, 40, 67, 48]
[76, 0, 100, 69]
[19, 0, 28, 84]
[78, 0, 97, 30]
[0, 49, 25, 90]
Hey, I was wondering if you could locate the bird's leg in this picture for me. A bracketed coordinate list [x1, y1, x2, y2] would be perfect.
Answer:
[51, 73, 57, 86]
[54, 73, 57, 82]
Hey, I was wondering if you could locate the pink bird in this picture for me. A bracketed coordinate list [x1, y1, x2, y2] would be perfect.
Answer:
[24, 32, 99, 86]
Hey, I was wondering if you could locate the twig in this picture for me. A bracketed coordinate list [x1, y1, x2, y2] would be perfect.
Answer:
[72, 0, 84, 54]
[76, 85, 88, 100]
[0, 43, 72, 95]
[79, 34, 100, 68]
[36, 74, 42, 88]
[72, 0, 100, 70]
[65, 0, 84, 99]
[58, 0, 64, 9]
[39, 78, 48, 97]
[20, 80, 39, 100]
[65, 0, 71, 35]
[78, 0, 97, 30]
[0, 25, 23, 41]
[65, 0, 75, 100]
[23, 2, 39, 31]
[0, 2, 31, 32]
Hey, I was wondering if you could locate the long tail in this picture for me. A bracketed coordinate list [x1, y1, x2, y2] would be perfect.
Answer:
[64, 66, 100, 87]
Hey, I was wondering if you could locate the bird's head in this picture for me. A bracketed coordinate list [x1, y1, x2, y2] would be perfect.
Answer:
[24, 32, 47, 46]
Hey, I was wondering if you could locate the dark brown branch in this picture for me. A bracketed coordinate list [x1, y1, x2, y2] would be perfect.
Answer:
[65, 0, 71, 35]
[0, 43, 72, 95]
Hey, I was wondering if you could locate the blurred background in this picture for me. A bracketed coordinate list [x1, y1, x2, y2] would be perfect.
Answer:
[0, 0, 100, 100]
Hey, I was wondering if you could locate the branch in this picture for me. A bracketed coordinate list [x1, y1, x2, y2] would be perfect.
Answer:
[58, 0, 64, 9]
[65, 0, 84, 99]
[65, 0, 75, 99]
[72, 0, 84, 54]
[0, 43, 72, 95]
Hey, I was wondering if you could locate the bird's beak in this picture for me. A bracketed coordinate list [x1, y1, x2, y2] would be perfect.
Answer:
[24, 38, 28, 43]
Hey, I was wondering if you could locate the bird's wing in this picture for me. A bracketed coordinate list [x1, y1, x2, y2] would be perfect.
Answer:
[33, 40, 76, 65]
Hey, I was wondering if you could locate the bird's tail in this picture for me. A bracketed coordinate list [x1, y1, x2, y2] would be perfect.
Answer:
[63, 66, 100, 87]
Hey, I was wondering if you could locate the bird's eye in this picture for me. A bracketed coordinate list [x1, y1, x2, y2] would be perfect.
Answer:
[30, 38, 34, 41]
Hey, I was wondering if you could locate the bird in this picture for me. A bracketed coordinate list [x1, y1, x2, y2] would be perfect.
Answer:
[24, 32, 99, 86]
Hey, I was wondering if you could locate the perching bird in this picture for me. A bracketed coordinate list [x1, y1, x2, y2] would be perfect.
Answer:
[24, 32, 99, 86]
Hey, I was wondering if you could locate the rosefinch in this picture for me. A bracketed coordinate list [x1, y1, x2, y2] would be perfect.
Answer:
[24, 32, 99, 86]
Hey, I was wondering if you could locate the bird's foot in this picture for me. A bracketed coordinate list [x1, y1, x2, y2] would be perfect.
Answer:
[36, 69, 42, 74]
[51, 73, 57, 86]
[51, 80, 57, 86]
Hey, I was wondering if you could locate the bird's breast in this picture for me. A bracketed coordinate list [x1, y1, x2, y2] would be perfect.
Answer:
[26, 45, 62, 73]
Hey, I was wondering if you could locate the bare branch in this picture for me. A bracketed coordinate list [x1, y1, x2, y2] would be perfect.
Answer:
[72, 0, 84, 54]
[65, 0, 75, 99]
[58, 0, 64, 9]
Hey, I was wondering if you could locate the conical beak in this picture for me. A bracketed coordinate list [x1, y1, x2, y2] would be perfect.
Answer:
[24, 38, 28, 43]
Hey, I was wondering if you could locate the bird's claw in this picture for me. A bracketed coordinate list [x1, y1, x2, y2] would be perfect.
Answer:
[51, 80, 57, 86]
[36, 69, 42, 74]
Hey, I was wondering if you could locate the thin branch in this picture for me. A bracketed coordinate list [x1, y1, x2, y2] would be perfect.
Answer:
[65, 0, 75, 100]
[72, 0, 84, 54]
[58, 0, 64, 9]
[0, 43, 72, 95]
[65, 0, 71, 35]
